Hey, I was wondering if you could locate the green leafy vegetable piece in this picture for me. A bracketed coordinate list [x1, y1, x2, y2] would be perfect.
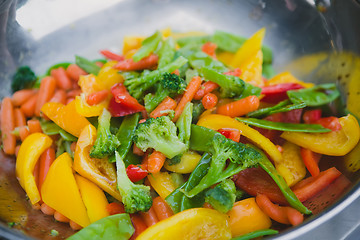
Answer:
[188, 51, 229, 73]
[132, 31, 162, 62]
[75, 55, 101, 75]
[247, 100, 306, 118]
[11, 66, 37, 92]
[67, 214, 134, 240]
[176, 35, 211, 47]
[231, 229, 279, 240]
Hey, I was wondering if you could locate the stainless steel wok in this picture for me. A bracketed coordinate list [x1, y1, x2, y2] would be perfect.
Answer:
[0, 0, 360, 239]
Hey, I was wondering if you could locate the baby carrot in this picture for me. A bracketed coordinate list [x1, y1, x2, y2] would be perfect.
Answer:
[202, 92, 218, 110]
[67, 89, 82, 98]
[19, 126, 30, 142]
[130, 214, 148, 240]
[12, 89, 36, 106]
[140, 206, 159, 227]
[69, 221, 82, 231]
[113, 54, 159, 71]
[33, 161, 40, 190]
[27, 119, 42, 133]
[173, 76, 202, 122]
[193, 81, 219, 100]
[66, 98, 75, 105]
[51, 67, 72, 90]
[38, 147, 55, 191]
[15, 145, 21, 157]
[152, 196, 173, 221]
[86, 90, 109, 106]
[49, 89, 67, 104]
[35, 76, 56, 116]
[300, 148, 321, 177]
[106, 202, 125, 215]
[14, 108, 26, 127]
[54, 211, 70, 223]
[150, 96, 177, 118]
[217, 95, 260, 117]
[21, 93, 38, 118]
[255, 194, 289, 225]
[40, 203, 55, 216]
[1, 97, 16, 155]
[286, 207, 304, 226]
[133, 144, 145, 156]
[66, 64, 87, 82]
[147, 151, 166, 174]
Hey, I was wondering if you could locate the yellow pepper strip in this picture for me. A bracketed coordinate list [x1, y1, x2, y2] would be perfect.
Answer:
[197, 114, 283, 164]
[41, 153, 91, 227]
[96, 61, 124, 90]
[78, 74, 101, 94]
[281, 114, 360, 156]
[217, 51, 235, 66]
[73, 124, 122, 201]
[75, 93, 109, 117]
[122, 36, 145, 56]
[276, 142, 306, 187]
[265, 71, 314, 88]
[239, 49, 264, 87]
[75, 174, 109, 223]
[161, 27, 172, 38]
[230, 28, 265, 69]
[41, 101, 91, 137]
[344, 142, 360, 172]
[15, 133, 52, 204]
[164, 151, 202, 174]
[227, 198, 271, 237]
[147, 172, 176, 199]
[137, 208, 232, 240]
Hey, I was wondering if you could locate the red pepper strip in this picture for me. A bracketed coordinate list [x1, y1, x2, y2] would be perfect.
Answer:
[217, 128, 241, 142]
[111, 83, 145, 111]
[201, 42, 217, 58]
[261, 83, 304, 103]
[126, 164, 148, 183]
[100, 50, 125, 61]
[108, 97, 142, 117]
[303, 109, 322, 124]
[223, 68, 241, 77]
[113, 54, 159, 71]
[106, 202, 125, 215]
[315, 117, 342, 131]
[300, 148, 321, 177]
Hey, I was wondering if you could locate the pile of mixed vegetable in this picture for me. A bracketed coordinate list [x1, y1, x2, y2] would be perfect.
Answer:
[1, 27, 359, 240]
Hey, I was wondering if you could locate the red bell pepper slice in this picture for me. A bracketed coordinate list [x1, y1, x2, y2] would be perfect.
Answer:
[315, 116, 342, 131]
[303, 109, 322, 124]
[126, 164, 148, 182]
[217, 128, 241, 142]
[300, 148, 321, 177]
[100, 50, 125, 61]
[111, 83, 145, 111]
[261, 83, 304, 103]
[113, 54, 158, 71]
[108, 97, 142, 117]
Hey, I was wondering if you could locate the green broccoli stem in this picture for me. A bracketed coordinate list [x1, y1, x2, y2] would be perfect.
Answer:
[115, 151, 133, 194]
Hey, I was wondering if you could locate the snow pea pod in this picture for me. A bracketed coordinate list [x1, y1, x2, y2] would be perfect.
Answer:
[75, 55, 101, 75]
[247, 100, 306, 118]
[158, 37, 176, 68]
[132, 31, 162, 62]
[237, 117, 330, 133]
[188, 51, 229, 73]
[231, 229, 278, 240]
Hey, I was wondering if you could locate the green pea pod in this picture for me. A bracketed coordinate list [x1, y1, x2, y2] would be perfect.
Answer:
[237, 117, 331, 132]
[247, 100, 306, 118]
[189, 125, 218, 152]
[231, 229, 279, 240]
[188, 51, 229, 73]
[40, 120, 62, 135]
[67, 213, 134, 240]
[75, 55, 101, 75]
[287, 83, 340, 107]
[59, 129, 78, 141]
[236, 82, 262, 100]
[132, 31, 162, 62]
[46, 62, 71, 76]
[158, 37, 176, 69]
[176, 35, 211, 47]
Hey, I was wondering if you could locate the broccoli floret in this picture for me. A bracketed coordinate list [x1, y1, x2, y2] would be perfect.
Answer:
[133, 116, 186, 159]
[205, 179, 236, 213]
[201, 67, 245, 98]
[144, 73, 186, 112]
[115, 151, 152, 213]
[90, 109, 120, 158]
[186, 134, 260, 197]
[11, 66, 37, 92]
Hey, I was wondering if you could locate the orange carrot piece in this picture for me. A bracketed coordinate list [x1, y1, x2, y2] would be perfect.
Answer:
[27, 119, 42, 134]
[49, 89, 67, 104]
[114, 54, 159, 71]
[67, 89, 82, 98]
[173, 76, 202, 122]
[130, 214, 148, 240]
[54, 211, 70, 223]
[147, 151, 166, 174]
[15, 145, 21, 157]
[300, 148, 321, 177]
[193, 81, 219, 100]
[69, 220, 82, 231]
[150, 96, 177, 118]
[40, 203, 55, 216]
[35, 76, 57, 116]
[66, 98, 75, 105]
[19, 126, 30, 142]
[70, 142, 77, 152]
[217, 95, 260, 117]
[152, 196, 173, 221]
[33, 161, 40, 189]
[1, 97, 16, 155]
[203, 202, 213, 209]
[140, 206, 159, 227]
[285, 207, 304, 226]
[133, 144, 145, 156]
[86, 90, 109, 106]
[38, 148, 55, 191]
[202, 92, 218, 110]
[256, 194, 290, 225]
[141, 152, 150, 171]
[12, 89, 36, 107]
[51, 67, 72, 90]
[106, 202, 126, 215]
[21, 93, 38, 118]
[14, 108, 26, 127]
[66, 64, 87, 82]
[202, 42, 217, 58]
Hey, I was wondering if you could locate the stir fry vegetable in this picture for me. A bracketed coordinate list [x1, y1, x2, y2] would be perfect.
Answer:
[2, 27, 359, 240]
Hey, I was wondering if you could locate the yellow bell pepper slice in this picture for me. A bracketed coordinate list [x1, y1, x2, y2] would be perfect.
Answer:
[73, 124, 122, 201]
[137, 208, 232, 240]
[41, 153, 91, 227]
[78, 74, 101, 94]
[161, 27, 172, 38]
[227, 198, 271, 237]
[41, 101, 91, 137]
[97, 61, 124, 90]
[15, 133, 52, 204]
[75, 174, 109, 223]
[197, 114, 283, 164]
[217, 51, 235, 66]
[239, 49, 264, 87]
[281, 114, 360, 156]
[230, 28, 265, 68]
[122, 36, 145, 56]
[344, 142, 360, 172]
[147, 172, 176, 199]
[276, 142, 306, 187]
[265, 71, 314, 88]
[75, 93, 109, 117]
[164, 151, 202, 174]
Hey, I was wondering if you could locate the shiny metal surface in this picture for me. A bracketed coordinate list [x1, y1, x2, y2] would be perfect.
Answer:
[0, 0, 360, 239]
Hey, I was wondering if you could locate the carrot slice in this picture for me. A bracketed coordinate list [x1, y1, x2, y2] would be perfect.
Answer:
[51, 67, 72, 90]
[27, 119, 42, 133]
[147, 151, 166, 174]
[150, 96, 177, 118]
[14, 108, 26, 127]
[1, 98, 16, 155]
[35, 76, 56, 116]
[49, 89, 67, 104]
[202, 92, 218, 110]
[86, 90, 109, 106]
[140, 207, 159, 227]
[12, 89, 36, 106]
[66, 64, 87, 82]
[152, 196, 173, 221]
[217, 95, 260, 117]
[113, 54, 159, 71]
[21, 93, 38, 118]
[193, 81, 219, 100]
[300, 148, 321, 177]
[19, 126, 30, 142]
